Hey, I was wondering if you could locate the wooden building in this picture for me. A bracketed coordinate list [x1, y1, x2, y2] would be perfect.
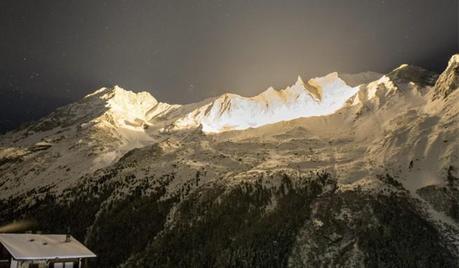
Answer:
[0, 233, 96, 268]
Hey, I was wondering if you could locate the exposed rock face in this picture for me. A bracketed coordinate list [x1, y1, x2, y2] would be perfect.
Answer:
[1, 55, 459, 267]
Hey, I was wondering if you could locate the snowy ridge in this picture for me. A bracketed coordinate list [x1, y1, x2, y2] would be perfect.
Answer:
[170, 73, 359, 133]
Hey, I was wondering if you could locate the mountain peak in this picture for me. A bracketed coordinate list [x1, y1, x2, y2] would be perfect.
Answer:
[85, 85, 159, 107]
[449, 54, 459, 65]
[434, 54, 459, 99]
[295, 75, 305, 87]
[284, 75, 308, 94]
[81, 85, 169, 130]
[395, 63, 409, 70]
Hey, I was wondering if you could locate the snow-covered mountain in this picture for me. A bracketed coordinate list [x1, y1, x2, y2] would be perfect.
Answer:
[0, 55, 458, 267]
[0, 86, 179, 196]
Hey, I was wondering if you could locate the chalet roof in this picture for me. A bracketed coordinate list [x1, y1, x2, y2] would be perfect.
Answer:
[0, 233, 96, 260]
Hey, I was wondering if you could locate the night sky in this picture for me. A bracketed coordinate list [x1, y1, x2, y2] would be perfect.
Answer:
[0, 0, 458, 133]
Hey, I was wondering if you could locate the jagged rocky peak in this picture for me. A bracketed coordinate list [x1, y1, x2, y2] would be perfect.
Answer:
[295, 75, 305, 86]
[22, 87, 140, 133]
[85, 85, 159, 110]
[104, 86, 158, 119]
[83, 85, 180, 128]
[434, 54, 459, 99]
[291, 75, 307, 91]
[302, 74, 325, 100]
[257, 75, 315, 100]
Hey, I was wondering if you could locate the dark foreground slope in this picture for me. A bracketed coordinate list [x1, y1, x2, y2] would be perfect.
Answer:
[0, 146, 457, 267]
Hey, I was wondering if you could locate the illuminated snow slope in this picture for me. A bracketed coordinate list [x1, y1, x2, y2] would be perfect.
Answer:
[172, 73, 359, 133]
[89, 85, 179, 130]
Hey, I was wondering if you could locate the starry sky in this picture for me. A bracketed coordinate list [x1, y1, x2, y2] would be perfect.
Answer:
[0, 0, 457, 133]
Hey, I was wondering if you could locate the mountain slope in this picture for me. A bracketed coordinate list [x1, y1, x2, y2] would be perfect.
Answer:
[0, 86, 179, 196]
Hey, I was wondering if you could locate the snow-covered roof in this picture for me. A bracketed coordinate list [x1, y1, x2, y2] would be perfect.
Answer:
[0, 233, 96, 260]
